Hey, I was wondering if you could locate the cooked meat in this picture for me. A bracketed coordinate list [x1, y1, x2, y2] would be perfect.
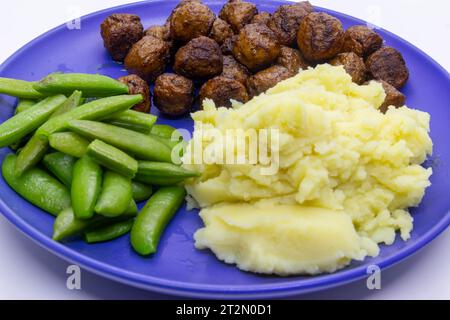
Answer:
[199, 76, 249, 108]
[250, 11, 272, 26]
[144, 25, 171, 41]
[329, 52, 367, 84]
[118, 74, 151, 113]
[221, 55, 250, 84]
[376, 80, 406, 113]
[246, 65, 293, 97]
[153, 73, 195, 117]
[276, 46, 309, 74]
[219, 0, 258, 33]
[366, 47, 409, 89]
[342, 25, 383, 58]
[210, 18, 234, 45]
[221, 35, 237, 55]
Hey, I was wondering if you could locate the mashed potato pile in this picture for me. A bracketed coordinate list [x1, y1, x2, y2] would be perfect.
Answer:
[183, 64, 433, 276]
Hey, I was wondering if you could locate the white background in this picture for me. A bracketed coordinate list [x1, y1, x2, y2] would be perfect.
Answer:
[0, 0, 449, 300]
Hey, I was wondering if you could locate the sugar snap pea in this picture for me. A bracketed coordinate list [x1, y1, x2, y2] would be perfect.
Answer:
[0, 95, 67, 147]
[107, 110, 157, 134]
[134, 161, 199, 186]
[49, 132, 90, 158]
[86, 139, 138, 178]
[95, 171, 133, 217]
[34, 73, 129, 97]
[131, 181, 153, 202]
[0, 78, 45, 99]
[84, 219, 134, 244]
[42, 152, 76, 187]
[36, 94, 142, 140]
[68, 120, 172, 162]
[71, 155, 103, 220]
[150, 124, 178, 139]
[15, 99, 37, 114]
[124, 199, 138, 215]
[2, 154, 71, 215]
[131, 186, 186, 255]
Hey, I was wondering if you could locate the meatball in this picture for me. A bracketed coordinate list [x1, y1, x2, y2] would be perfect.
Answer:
[174, 36, 223, 80]
[170, 1, 215, 43]
[118, 74, 151, 113]
[366, 47, 409, 89]
[144, 25, 171, 41]
[100, 14, 144, 61]
[342, 25, 383, 58]
[153, 73, 195, 117]
[210, 18, 234, 45]
[221, 35, 237, 55]
[219, 0, 258, 33]
[246, 65, 293, 98]
[276, 46, 309, 74]
[124, 36, 170, 82]
[233, 23, 280, 72]
[376, 80, 406, 113]
[250, 11, 272, 26]
[297, 12, 345, 62]
[329, 52, 367, 84]
[221, 55, 250, 85]
[268, 2, 314, 46]
[199, 76, 249, 108]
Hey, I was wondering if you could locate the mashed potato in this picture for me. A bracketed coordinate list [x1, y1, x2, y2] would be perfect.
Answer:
[183, 64, 433, 276]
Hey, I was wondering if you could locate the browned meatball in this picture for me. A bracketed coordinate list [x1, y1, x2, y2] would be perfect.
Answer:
[210, 18, 234, 45]
[246, 65, 293, 98]
[233, 23, 280, 72]
[342, 25, 383, 58]
[118, 74, 151, 113]
[100, 14, 144, 61]
[221, 55, 250, 85]
[170, 1, 215, 43]
[124, 36, 170, 82]
[219, 0, 258, 33]
[268, 2, 314, 46]
[174, 36, 223, 80]
[153, 73, 195, 117]
[366, 47, 409, 89]
[144, 25, 171, 41]
[276, 46, 309, 75]
[221, 35, 237, 55]
[297, 12, 345, 63]
[376, 80, 406, 113]
[199, 76, 249, 108]
[329, 52, 367, 84]
[250, 11, 272, 26]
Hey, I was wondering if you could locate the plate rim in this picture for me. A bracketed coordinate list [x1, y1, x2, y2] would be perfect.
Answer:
[1, 0, 450, 299]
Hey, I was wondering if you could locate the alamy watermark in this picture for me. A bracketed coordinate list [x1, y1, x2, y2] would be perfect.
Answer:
[366, 265, 381, 290]
[66, 265, 81, 290]
[66, 5, 81, 30]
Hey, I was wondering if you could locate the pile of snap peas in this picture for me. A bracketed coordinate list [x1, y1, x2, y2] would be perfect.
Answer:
[0, 73, 199, 256]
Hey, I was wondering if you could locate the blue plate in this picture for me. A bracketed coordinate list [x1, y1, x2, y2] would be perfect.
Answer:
[1, 0, 450, 299]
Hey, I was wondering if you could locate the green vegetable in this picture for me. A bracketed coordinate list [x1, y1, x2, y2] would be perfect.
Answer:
[134, 161, 199, 186]
[131, 186, 186, 255]
[84, 219, 134, 244]
[95, 171, 133, 217]
[71, 155, 103, 220]
[133, 175, 185, 186]
[86, 139, 138, 178]
[107, 110, 157, 134]
[42, 152, 76, 187]
[68, 120, 172, 162]
[0, 78, 45, 99]
[131, 181, 153, 202]
[0, 95, 67, 147]
[35, 94, 142, 140]
[34, 73, 129, 97]
[15, 99, 37, 114]
[150, 124, 178, 139]
[2, 154, 71, 215]
[124, 200, 138, 215]
[49, 132, 90, 158]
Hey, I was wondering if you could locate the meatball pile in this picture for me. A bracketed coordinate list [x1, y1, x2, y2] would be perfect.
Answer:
[100, 0, 410, 117]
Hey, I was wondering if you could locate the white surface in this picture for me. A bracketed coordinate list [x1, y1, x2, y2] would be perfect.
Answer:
[0, 0, 449, 300]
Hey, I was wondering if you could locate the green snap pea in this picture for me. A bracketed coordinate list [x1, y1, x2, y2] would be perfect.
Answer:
[2, 154, 71, 215]
[35, 94, 142, 140]
[86, 139, 138, 178]
[14, 99, 37, 114]
[107, 110, 157, 134]
[131, 186, 186, 255]
[68, 120, 172, 163]
[131, 181, 153, 202]
[0, 95, 67, 147]
[49, 132, 90, 158]
[71, 155, 103, 220]
[0, 78, 46, 99]
[34, 73, 129, 97]
[150, 124, 178, 139]
[84, 219, 134, 244]
[95, 171, 133, 217]
[124, 199, 138, 215]
[134, 161, 199, 186]
[42, 152, 76, 187]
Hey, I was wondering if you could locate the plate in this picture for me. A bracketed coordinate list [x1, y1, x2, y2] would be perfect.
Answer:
[1, 0, 450, 299]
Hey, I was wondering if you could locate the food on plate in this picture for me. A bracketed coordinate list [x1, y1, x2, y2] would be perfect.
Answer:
[174, 36, 223, 80]
[131, 181, 153, 202]
[199, 76, 249, 108]
[153, 73, 195, 117]
[42, 152, 77, 187]
[246, 65, 293, 98]
[183, 64, 432, 275]
[233, 23, 280, 72]
[297, 12, 345, 62]
[376, 80, 406, 113]
[100, 14, 144, 62]
[219, 0, 258, 33]
[366, 47, 409, 89]
[0, 78, 45, 99]
[342, 25, 384, 58]
[221, 55, 250, 85]
[106, 109, 157, 133]
[135, 161, 200, 186]
[210, 18, 234, 45]
[95, 171, 133, 218]
[276, 46, 309, 74]
[144, 25, 171, 41]
[49, 132, 90, 158]
[267, 1, 314, 46]
[329, 52, 367, 84]
[220, 35, 237, 55]
[118, 74, 151, 113]
[250, 11, 272, 26]
[84, 220, 134, 244]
